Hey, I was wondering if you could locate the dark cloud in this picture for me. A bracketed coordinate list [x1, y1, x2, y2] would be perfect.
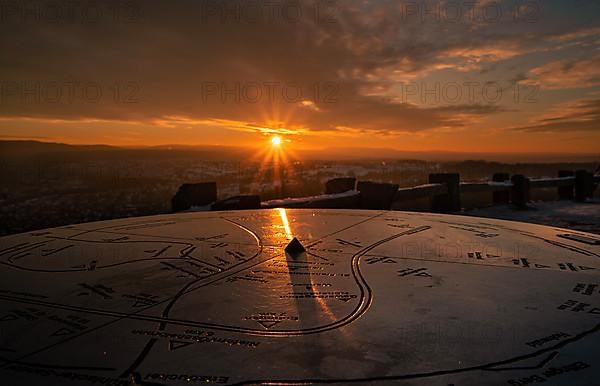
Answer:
[0, 0, 599, 135]
[512, 99, 600, 132]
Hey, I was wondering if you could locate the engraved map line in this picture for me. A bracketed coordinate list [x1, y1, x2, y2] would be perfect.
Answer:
[0, 212, 598, 384]
[0, 217, 267, 372]
[2, 214, 597, 339]
[0, 226, 433, 338]
[0, 213, 396, 373]
[227, 323, 600, 385]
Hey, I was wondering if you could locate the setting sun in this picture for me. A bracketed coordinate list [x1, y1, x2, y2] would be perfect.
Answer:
[271, 136, 282, 146]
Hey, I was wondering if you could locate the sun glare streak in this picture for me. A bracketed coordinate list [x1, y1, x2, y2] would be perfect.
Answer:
[278, 208, 293, 240]
[276, 208, 339, 328]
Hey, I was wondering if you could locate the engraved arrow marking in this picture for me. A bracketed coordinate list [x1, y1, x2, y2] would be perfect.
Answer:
[168, 340, 193, 351]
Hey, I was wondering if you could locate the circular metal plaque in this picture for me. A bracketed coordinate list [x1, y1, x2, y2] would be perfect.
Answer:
[0, 209, 598, 385]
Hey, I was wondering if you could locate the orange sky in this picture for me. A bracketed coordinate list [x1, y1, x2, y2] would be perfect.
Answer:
[0, 1, 599, 157]
[0, 116, 596, 155]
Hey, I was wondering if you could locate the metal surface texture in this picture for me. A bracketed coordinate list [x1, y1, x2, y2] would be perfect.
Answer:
[0, 209, 598, 385]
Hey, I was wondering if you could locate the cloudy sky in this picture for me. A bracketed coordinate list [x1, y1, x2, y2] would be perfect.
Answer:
[0, 0, 599, 155]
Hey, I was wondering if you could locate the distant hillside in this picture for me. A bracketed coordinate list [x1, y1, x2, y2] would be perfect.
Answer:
[0, 140, 254, 162]
[0, 140, 597, 163]
[300, 147, 600, 163]
[0, 140, 115, 158]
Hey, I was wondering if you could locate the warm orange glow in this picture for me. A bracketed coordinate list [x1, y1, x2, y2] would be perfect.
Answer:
[278, 208, 292, 240]
[3, 116, 598, 156]
[271, 136, 282, 146]
[276, 208, 339, 326]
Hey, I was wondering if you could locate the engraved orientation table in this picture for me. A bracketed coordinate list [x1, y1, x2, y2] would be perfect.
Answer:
[0, 209, 598, 385]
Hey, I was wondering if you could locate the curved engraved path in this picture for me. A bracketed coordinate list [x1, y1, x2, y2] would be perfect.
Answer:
[121, 222, 432, 378]
[0, 209, 599, 386]
[0, 210, 389, 371]
[0, 212, 395, 336]
[139, 225, 433, 338]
